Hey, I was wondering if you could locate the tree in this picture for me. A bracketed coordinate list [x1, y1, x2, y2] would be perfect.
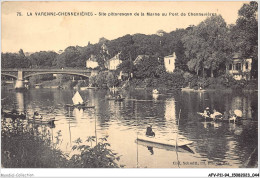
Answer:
[1, 53, 17, 68]
[134, 56, 160, 79]
[182, 15, 232, 77]
[106, 72, 119, 88]
[117, 60, 134, 74]
[231, 1, 258, 78]
[52, 46, 81, 68]
[29, 51, 58, 68]
[1, 49, 30, 68]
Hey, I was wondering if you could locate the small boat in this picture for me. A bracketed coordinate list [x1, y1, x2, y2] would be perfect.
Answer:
[28, 117, 56, 126]
[197, 112, 214, 121]
[114, 97, 125, 102]
[197, 112, 241, 123]
[65, 104, 95, 109]
[181, 87, 194, 92]
[105, 95, 125, 102]
[137, 139, 194, 154]
[80, 87, 88, 91]
[65, 91, 94, 108]
[106, 97, 125, 102]
[137, 135, 193, 147]
[72, 91, 84, 105]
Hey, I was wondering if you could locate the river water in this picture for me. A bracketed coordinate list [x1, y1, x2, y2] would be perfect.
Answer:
[1, 87, 258, 168]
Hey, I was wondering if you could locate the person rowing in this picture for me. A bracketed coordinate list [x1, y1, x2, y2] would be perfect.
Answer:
[203, 107, 211, 117]
[210, 109, 223, 120]
[33, 111, 43, 119]
[146, 125, 155, 137]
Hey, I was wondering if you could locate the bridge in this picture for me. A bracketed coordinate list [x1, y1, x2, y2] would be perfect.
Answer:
[1, 68, 98, 89]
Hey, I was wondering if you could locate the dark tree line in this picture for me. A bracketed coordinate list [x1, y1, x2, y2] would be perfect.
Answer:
[1, 2, 257, 79]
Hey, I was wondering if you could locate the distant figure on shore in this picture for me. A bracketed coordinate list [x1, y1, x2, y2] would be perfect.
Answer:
[146, 125, 155, 137]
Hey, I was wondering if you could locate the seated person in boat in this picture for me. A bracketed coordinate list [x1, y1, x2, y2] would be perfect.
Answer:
[34, 111, 39, 116]
[146, 125, 155, 137]
[33, 111, 42, 119]
[210, 109, 223, 120]
[203, 107, 211, 117]
[229, 110, 238, 122]
[116, 94, 121, 99]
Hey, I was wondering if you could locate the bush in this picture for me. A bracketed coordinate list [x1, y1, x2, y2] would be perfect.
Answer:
[1, 120, 121, 168]
[106, 72, 119, 88]
[69, 136, 122, 168]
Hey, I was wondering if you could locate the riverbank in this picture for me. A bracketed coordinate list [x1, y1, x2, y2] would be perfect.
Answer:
[1, 120, 121, 168]
[28, 75, 257, 93]
[120, 79, 257, 93]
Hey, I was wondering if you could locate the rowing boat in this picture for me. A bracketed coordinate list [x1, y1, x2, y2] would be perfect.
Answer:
[197, 112, 241, 123]
[65, 104, 95, 109]
[106, 97, 125, 102]
[28, 118, 56, 126]
[137, 139, 195, 153]
[137, 135, 193, 147]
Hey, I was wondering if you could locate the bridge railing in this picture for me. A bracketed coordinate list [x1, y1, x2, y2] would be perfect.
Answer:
[2, 68, 94, 73]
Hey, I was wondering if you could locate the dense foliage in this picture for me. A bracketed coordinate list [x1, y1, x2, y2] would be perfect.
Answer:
[1, 2, 258, 89]
[1, 120, 121, 168]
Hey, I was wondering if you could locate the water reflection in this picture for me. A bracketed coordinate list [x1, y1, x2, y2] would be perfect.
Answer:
[164, 98, 176, 122]
[15, 92, 25, 112]
[73, 108, 84, 120]
[1, 88, 258, 168]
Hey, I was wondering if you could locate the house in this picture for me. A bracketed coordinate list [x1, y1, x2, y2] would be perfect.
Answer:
[164, 52, 176, 73]
[227, 53, 252, 80]
[105, 53, 122, 70]
[133, 55, 149, 65]
[86, 55, 99, 69]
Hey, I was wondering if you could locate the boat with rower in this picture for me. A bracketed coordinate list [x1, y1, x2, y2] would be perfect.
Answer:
[197, 110, 242, 123]
[105, 95, 125, 102]
[28, 117, 56, 126]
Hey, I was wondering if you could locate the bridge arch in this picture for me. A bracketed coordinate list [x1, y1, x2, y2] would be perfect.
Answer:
[23, 72, 90, 79]
[1, 73, 18, 79]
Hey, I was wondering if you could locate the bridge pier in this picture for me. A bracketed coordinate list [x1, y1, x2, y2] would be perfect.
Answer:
[14, 80, 25, 89]
[14, 70, 25, 90]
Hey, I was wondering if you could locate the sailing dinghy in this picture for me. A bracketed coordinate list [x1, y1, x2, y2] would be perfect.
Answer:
[66, 91, 95, 109]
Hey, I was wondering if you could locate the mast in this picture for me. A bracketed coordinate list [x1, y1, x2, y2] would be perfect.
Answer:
[175, 109, 181, 168]
[135, 100, 139, 168]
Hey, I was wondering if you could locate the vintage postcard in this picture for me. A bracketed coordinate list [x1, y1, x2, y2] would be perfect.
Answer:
[1, 1, 258, 177]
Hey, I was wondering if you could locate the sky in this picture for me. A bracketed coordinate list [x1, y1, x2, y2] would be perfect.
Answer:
[1, 1, 247, 53]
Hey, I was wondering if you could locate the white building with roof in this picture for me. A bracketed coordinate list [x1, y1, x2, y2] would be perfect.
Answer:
[86, 55, 99, 69]
[164, 52, 176, 73]
[105, 53, 122, 70]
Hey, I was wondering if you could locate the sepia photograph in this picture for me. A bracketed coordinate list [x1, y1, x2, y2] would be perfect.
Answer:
[1, 1, 258, 177]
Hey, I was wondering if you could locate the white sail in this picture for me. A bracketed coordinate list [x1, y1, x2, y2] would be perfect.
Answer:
[72, 91, 84, 105]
